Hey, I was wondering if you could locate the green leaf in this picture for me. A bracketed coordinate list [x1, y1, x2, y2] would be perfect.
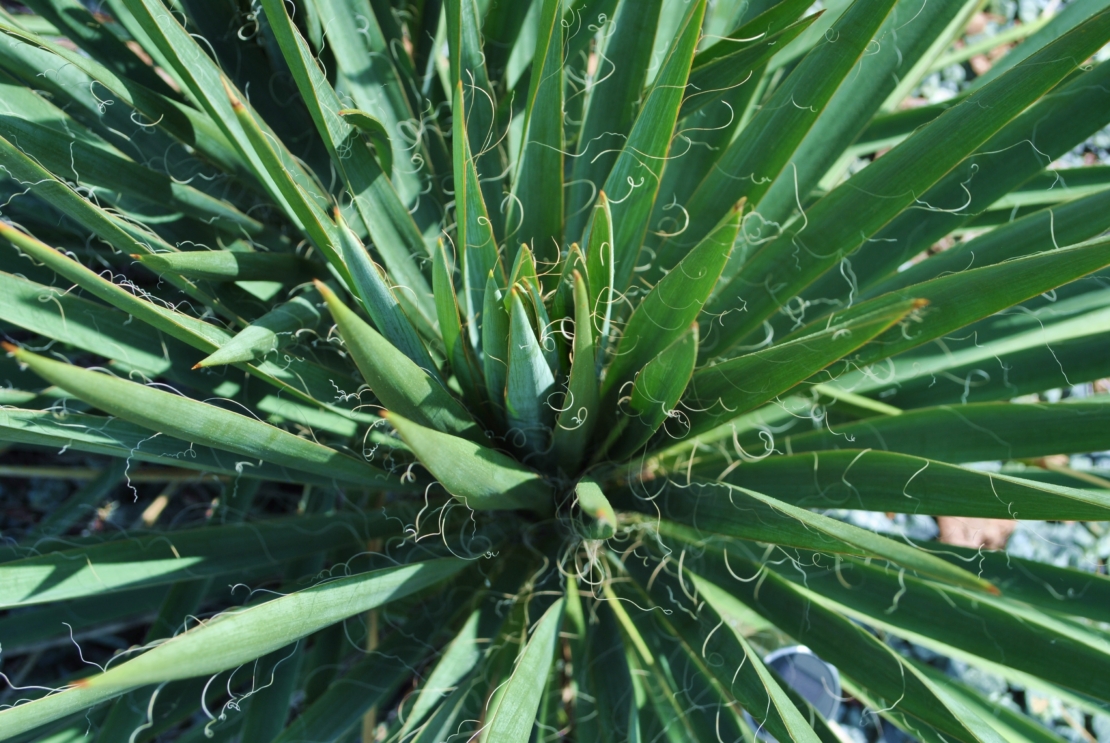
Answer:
[602, 207, 738, 401]
[446, 0, 505, 241]
[751, 0, 978, 243]
[931, 542, 1110, 625]
[337, 108, 393, 176]
[791, 233, 1110, 383]
[572, 603, 635, 743]
[784, 400, 1110, 462]
[832, 296, 1110, 409]
[0, 138, 246, 325]
[505, 288, 557, 458]
[680, 548, 1009, 743]
[398, 611, 484, 738]
[0, 560, 465, 739]
[313, 0, 434, 211]
[384, 411, 553, 513]
[485, 597, 565, 742]
[257, 0, 437, 326]
[605, 576, 744, 743]
[0, 513, 398, 607]
[552, 272, 599, 472]
[17, 0, 179, 99]
[273, 603, 467, 743]
[0, 269, 195, 379]
[813, 58, 1110, 303]
[0, 227, 368, 427]
[711, 449, 1110, 520]
[0, 585, 167, 657]
[760, 548, 1110, 706]
[0, 18, 247, 181]
[623, 557, 825, 743]
[680, 12, 818, 119]
[0, 73, 261, 237]
[967, 0, 1110, 89]
[665, 0, 899, 269]
[134, 251, 316, 283]
[196, 296, 321, 368]
[605, 0, 706, 293]
[872, 187, 1110, 297]
[606, 324, 698, 461]
[705, 11, 1110, 352]
[566, 0, 664, 240]
[687, 299, 920, 435]
[334, 209, 441, 379]
[216, 79, 346, 274]
[118, 0, 325, 220]
[694, 0, 815, 68]
[621, 478, 997, 592]
[482, 273, 512, 420]
[507, 0, 564, 267]
[317, 281, 482, 442]
[6, 345, 393, 486]
[433, 238, 486, 406]
[0, 409, 360, 486]
[573, 477, 617, 540]
[583, 191, 615, 353]
[452, 81, 504, 344]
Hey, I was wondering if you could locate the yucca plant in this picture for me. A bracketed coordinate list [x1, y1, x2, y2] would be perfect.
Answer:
[2, 0, 1110, 740]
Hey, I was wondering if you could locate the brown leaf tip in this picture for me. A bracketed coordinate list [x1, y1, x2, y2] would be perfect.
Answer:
[220, 77, 244, 111]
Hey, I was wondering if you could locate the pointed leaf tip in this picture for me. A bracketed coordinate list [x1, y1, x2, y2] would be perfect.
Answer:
[383, 411, 553, 514]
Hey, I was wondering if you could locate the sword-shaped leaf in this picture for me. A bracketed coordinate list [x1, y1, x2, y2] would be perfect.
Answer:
[674, 548, 1009, 743]
[680, 12, 818, 119]
[713, 449, 1110, 520]
[783, 400, 1110, 463]
[605, 0, 706, 293]
[0, 223, 365, 416]
[602, 207, 738, 401]
[316, 281, 481, 441]
[507, 0, 564, 267]
[5, 344, 394, 486]
[687, 299, 919, 436]
[622, 558, 825, 743]
[484, 598, 565, 742]
[705, 11, 1110, 353]
[384, 411, 553, 514]
[660, 0, 898, 271]
[583, 191, 615, 354]
[196, 296, 321, 368]
[619, 478, 996, 592]
[134, 251, 317, 283]
[483, 273, 512, 422]
[337, 108, 394, 176]
[566, 0, 665, 240]
[505, 288, 557, 458]
[0, 409, 362, 487]
[0, 560, 465, 739]
[0, 513, 397, 607]
[553, 272, 600, 472]
[433, 239, 486, 405]
[257, 0, 436, 325]
[805, 236, 1110, 378]
[605, 324, 698, 461]
[453, 81, 504, 341]
[446, 0, 505, 240]
[334, 209, 441, 378]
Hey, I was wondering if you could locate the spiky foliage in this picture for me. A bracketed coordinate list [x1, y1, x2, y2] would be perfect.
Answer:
[2, 0, 1110, 740]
